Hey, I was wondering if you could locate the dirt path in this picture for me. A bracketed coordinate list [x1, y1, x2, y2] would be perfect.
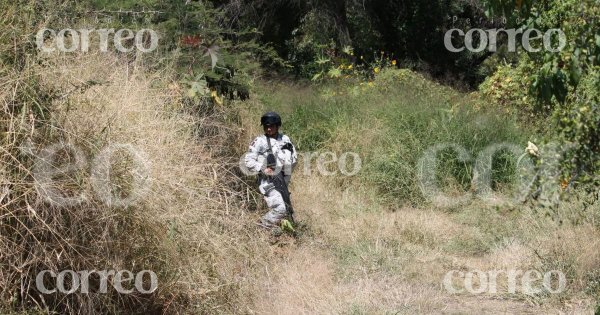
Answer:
[249, 174, 595, 314]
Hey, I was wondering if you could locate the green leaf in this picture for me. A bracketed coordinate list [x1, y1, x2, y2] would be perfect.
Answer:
[316, 57, 330, 65]
[328, 67, 342, 78]
[281, 219, 295, 233]
[342, 45, 353, 55]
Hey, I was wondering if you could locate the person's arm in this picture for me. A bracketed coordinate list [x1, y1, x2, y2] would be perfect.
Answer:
[244, 137, 265, 173]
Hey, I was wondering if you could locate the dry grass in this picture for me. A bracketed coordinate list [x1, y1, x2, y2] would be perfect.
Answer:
[244, 168, 599, 313]
[0, 49, 274, 314]
[2, 39, 598, 315]
[236, 89, 599, 313]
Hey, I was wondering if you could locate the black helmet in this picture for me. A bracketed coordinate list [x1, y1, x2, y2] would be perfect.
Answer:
[260, 111, 282, 126]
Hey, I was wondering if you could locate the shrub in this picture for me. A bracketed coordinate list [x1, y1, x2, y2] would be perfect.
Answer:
[482, 0, 600, 196]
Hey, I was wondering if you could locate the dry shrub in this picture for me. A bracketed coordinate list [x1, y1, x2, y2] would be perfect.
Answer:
[0, 49, 268, 314]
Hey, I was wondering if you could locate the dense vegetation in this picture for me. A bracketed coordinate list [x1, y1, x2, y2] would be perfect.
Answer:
[0, 0, 598, 313]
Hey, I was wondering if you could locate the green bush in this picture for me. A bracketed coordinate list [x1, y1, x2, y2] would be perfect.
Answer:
[556, 70, 600, 188]
[482, 0, 600, 195]
[479, 57, 537, 113]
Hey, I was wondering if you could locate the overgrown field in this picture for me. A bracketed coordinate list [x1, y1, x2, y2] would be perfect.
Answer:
[236, 70, 600, 313]
[1, 0, 599, 312]
[2, 49, 599, 313]
[258, 70, 536, 206]
[1, 2, 598, 312]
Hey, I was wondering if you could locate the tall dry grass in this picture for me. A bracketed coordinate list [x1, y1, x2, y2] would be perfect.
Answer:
[0, 45, 274, 313]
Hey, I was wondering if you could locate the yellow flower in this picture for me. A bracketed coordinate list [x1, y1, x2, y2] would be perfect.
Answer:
[560, 178, 569, 190]
[391, 60, 397, 66]
[374, 67, 380, 74]
[368, 81, 374, 87]
[347, 64, 353, 70]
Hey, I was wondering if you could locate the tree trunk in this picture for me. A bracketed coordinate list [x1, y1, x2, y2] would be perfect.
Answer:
[320, 0, 351, 47]
[333, 0, 352, 46]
